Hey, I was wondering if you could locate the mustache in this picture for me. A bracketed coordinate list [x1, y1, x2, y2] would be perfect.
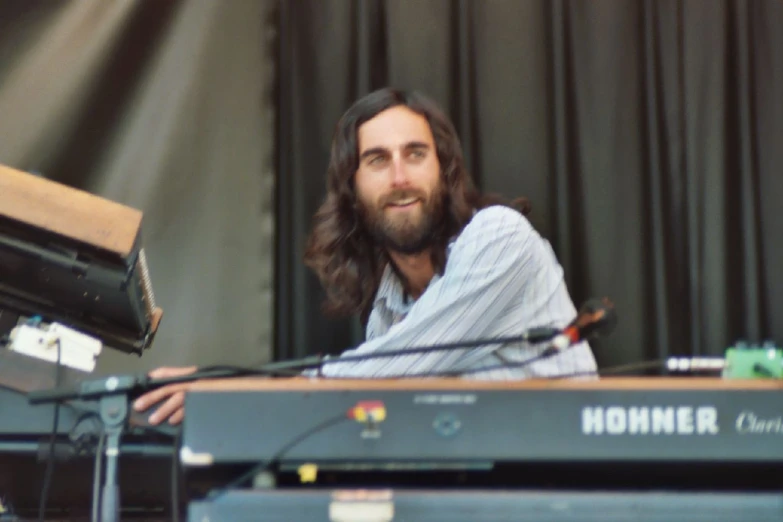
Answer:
[380, 189, 427, 207]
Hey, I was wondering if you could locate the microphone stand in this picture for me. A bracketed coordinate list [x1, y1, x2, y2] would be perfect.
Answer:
[97, 389, 125, 522]
[23, 375, 130, 522]
[23, 327, 562, 521]
[24, 308, 613, 521]
[25, 359, 319, 522]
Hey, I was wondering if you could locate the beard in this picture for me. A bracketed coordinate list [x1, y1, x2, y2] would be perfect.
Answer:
[358, 184, 446, 255]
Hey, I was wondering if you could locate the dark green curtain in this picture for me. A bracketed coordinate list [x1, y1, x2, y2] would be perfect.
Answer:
[275, 0, 783, 369]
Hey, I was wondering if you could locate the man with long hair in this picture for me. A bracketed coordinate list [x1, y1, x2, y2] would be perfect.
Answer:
[133, 87, 596, 425]
[301, 87, 596, 379]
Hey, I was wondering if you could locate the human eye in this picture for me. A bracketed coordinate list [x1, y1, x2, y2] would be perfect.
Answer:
[368, 155, 387, 166]
[408, 148, 426, 160]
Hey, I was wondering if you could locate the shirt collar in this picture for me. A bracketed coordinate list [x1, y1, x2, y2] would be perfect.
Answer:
[374, 263, 407, 314]
[373, 239, 456, 314]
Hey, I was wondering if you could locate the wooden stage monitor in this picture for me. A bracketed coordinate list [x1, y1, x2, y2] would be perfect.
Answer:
[0, 163, 162, 354]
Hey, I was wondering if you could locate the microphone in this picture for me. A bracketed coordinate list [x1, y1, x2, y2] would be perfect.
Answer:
[27, 299, 620, 396]
[550, 298, 618, 350]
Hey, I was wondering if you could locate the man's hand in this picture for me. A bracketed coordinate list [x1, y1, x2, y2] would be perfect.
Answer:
[133, 366, 198, 425]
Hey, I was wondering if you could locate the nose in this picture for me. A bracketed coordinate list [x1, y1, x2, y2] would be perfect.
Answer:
[390, 154, 411, 188]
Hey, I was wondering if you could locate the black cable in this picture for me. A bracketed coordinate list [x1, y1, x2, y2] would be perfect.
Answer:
[171, 428, 182, 522]
[195, 364, 298, 377]
[191, 329, 564, 379]
[202, 357, 672, 384]
[206, 413, 349, 501]
[38, 339, 62, 521]
[185, 345, 576, 383]
[26, 324, 597, 404]
[188, 337, 567, 382]
[268, 344, 574, 380]
[319, 346, 571, 379]
[311, 330, 560, 370]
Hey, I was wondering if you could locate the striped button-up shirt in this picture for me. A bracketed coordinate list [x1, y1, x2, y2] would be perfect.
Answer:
[317, 205, 598, 379]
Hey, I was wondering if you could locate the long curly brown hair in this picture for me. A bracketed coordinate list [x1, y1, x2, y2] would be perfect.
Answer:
[304, 88, 529, 322]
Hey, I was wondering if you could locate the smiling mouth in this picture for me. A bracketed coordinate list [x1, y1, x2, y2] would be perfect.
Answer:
[386, 198, 420, 208]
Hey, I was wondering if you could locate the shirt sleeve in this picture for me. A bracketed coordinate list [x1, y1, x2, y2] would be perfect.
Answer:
[317, 206, 579, 378]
